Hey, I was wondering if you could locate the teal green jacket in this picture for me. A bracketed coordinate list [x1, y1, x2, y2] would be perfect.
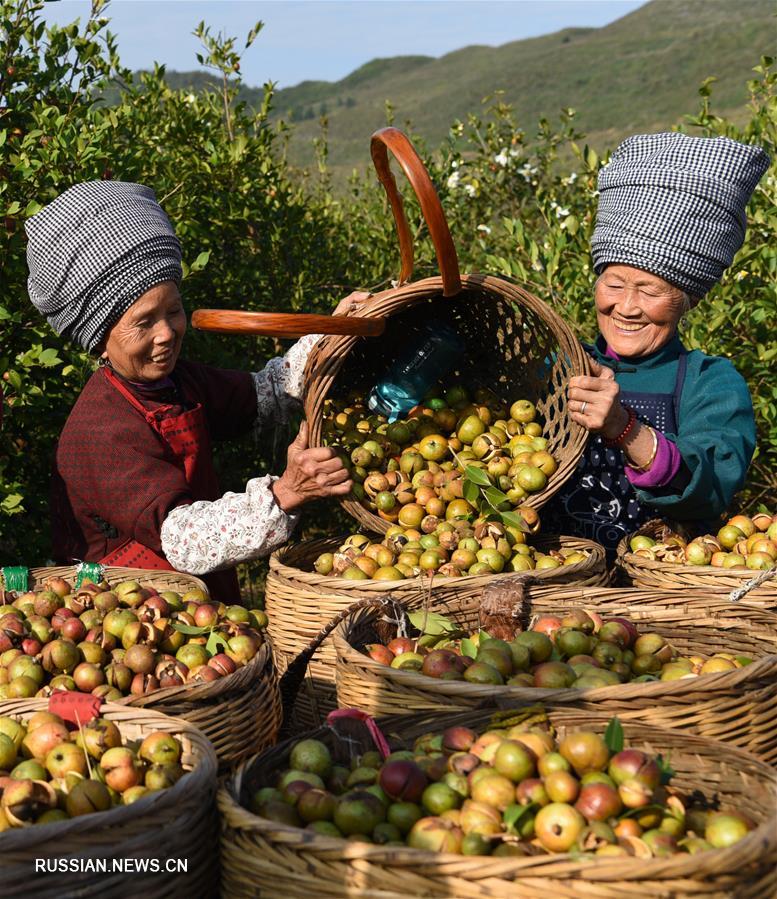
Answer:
[588, 334, 756, 521]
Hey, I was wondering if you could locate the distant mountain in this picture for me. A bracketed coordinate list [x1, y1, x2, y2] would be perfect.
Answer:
[126, 0, 775, 172]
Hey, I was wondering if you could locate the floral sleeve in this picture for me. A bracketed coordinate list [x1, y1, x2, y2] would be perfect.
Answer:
[251, 334, 319, 427]
[159, 475, 299, 574]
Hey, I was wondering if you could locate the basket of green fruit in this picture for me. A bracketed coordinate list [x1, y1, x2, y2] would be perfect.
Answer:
[0, 570, 280, 767]
[332, 588, 777, 762]
[218, 706, 777, 898]
[616, 514, 777, 607]
[266, 530, 607, 732]
[0, 697, 217, 898]
[304, 127, 590, 538]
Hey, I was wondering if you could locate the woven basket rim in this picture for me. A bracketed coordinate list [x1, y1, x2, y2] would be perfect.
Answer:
[333, 593, 777, 703]
[615, 525, 777, 590]
[18, 564, 210, 596]
[0, 698, 217, 848]
[271, 533, 605, 589]
[304, 273, 591, 533]
[219, 711, 777, 880]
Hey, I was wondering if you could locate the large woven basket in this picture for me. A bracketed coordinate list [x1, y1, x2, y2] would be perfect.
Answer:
[2, 565, 280, 767]
[267, 533, 607, 732]
[119, 638, 282, 769]
[616, 521, 777, 607]
[218, 706, 777, 898]
[304, 128, 590, 535]
[0, 698, 218, 898]
[334, 588, 777, 762]
[0, 563, 209, 598]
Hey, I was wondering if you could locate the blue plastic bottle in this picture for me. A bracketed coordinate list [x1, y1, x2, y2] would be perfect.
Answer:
[368, 320, 464, 421]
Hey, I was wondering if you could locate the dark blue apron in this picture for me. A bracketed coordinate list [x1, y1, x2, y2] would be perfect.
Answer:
[543, 352, 687, 555]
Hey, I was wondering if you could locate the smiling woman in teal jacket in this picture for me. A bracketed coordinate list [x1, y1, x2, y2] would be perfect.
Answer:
[543, 132, 769, 554]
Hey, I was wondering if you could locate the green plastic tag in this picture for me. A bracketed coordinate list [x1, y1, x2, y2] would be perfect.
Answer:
[2, 566, 29, 592]
[75, 562, 104, 588]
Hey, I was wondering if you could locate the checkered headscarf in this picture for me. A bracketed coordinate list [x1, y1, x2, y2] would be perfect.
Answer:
[26, 181, 182, 352]
[591, 132, 770, 297]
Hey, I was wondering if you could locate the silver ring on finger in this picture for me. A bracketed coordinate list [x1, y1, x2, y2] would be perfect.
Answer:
[580, 401, 587, 414]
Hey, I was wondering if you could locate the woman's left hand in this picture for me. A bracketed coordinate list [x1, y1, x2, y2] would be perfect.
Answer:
[568, 359, 630, 440]
[332, 290, 371, 317]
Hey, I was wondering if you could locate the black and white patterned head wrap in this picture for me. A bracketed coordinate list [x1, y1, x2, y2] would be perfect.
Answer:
[25, 181, 182, 352]
[591, 132, 770, 298]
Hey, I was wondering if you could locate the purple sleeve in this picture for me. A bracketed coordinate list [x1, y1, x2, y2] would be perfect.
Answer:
[625, 432, 682, 487]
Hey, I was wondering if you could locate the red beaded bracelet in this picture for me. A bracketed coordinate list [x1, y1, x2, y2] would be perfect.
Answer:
[602, 406, 637, 447]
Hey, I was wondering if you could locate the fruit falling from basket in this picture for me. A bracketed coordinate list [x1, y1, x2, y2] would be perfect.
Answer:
[0, 575, 267, 700]
[322, 384, 560, 532]
[360, 608, 753, 686]
[249, 718, 753, 857]
[0, 711, 186, 827]
[630, 512, 777, 569]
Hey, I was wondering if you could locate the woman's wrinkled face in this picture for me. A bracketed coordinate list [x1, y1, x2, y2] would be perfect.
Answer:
[101, 281, 187, 382]
[595, 264, 690, 358]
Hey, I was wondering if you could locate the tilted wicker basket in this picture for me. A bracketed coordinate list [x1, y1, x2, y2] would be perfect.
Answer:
[266, 533, 607, 732]
[0, 698, 218, 898]
[218, 706, 777, 899]
[304, 128, 590, 535]
[333, 588, 777, 762]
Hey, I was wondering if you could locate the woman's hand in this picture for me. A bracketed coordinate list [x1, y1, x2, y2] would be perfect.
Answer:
[568, 359, 630, 440]
[271, 421, 353, 512]
[332, 290, 371, 317]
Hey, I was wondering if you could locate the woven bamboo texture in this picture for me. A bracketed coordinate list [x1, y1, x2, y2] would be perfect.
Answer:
[266, 534, 608, 732]
[616, 522, 777, 607]
[218, 707, 777, 898]
[304, 273, 590, 535]
[334, 588, 777, 762]
[119, 638, 282, 769]
[22, 564, 210, 598]
[0, 698, 218, 898]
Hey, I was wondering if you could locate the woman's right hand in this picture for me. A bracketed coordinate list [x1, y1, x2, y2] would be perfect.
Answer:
[271, 421, 352, 512]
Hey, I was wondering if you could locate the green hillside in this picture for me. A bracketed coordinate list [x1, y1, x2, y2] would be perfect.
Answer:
[268, 0, 774, 169]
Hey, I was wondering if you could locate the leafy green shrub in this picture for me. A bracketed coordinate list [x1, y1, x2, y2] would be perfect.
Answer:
[1, 1, 774, 567]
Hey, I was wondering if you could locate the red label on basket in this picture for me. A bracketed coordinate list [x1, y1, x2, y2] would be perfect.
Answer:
[326, 708, 390, 758]
[49, 692, 102, 726]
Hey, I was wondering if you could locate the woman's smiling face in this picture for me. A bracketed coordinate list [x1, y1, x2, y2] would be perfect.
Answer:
[101, 281, 187, 381]
[595, 264, 690, 358]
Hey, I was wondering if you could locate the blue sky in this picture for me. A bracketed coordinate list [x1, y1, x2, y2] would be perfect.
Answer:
[41, 1, 647, 88]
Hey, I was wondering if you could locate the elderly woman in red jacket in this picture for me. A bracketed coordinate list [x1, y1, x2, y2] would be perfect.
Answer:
[26, 181, 353, 601]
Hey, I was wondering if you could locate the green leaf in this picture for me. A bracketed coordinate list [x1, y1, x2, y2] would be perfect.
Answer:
[460, 637, 478, 659]
[464, 465, 491, 487]
[463, 479, 480, 505]
[656, 753, 675, 784]
[171, 622, 210, 635]
[500, 510, 528, 531]
[504, 802, 536, 833]
[484, 486, 508, 506]
[604, 717, 624, 754]
[206, 630, 230, 656]
[1, 494, 24, 513]
[407, 610, 457, 636]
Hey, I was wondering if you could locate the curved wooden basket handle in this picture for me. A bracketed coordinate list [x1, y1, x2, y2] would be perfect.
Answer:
[371, 127, 462, 297]
[191, 310, 385, 339]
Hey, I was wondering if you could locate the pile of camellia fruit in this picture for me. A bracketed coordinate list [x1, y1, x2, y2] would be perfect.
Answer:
[0, 711, 185, 827]
[362, 609, 753, 687]
[322, 385, 558, 521]
[313, 521, 590, 581]
[630, 511, 777, 570]
[0, 576, 267, 700]
[250, 724, 753, 856]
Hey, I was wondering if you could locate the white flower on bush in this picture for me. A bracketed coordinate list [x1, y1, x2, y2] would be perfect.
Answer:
[519, 163, 537, 182]
[734, 269, 749, 281]
[463, 183, 477, 198]
[494, 150, 509, 167]
[509, 147, 521, 158]
[477, 224, 491, 234]
[549, 201, 570, 218]
[447, 171, 461, 189]
[185, 93, 196, 104]
[563, 172, 578, 185]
